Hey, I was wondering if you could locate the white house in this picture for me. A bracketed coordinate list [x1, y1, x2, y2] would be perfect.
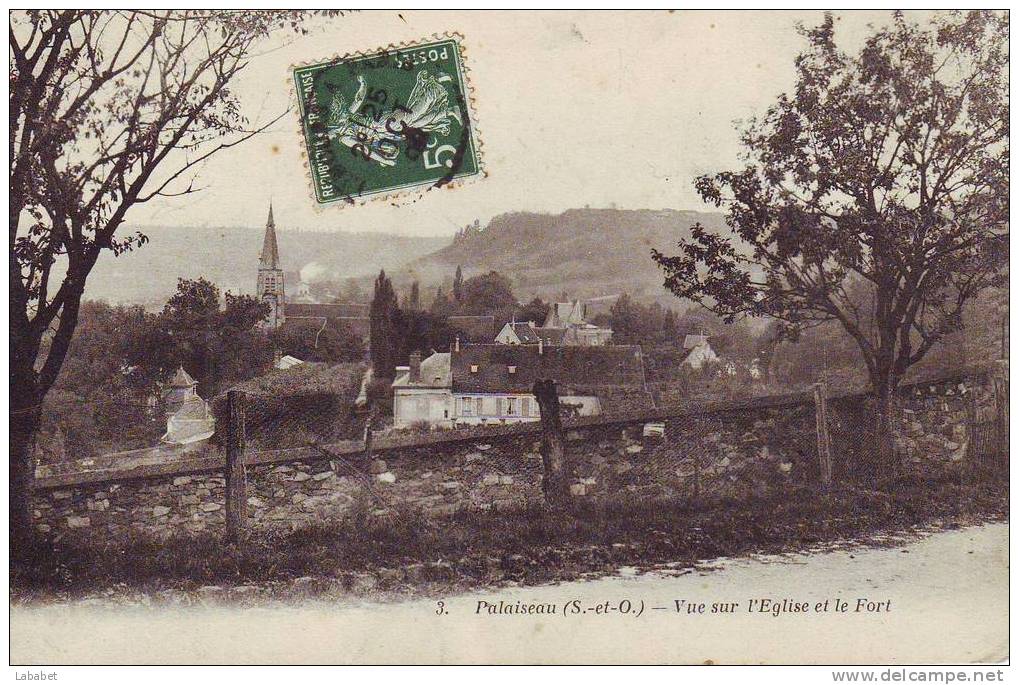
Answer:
[391, 343, 653, 429]
[391, 351, 454, 427]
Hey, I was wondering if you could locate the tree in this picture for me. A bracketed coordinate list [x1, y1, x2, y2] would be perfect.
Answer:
[339, 278, 366, 304]
[40, 301, 165, 462]
[408, 281, 420, 311]
[608, 293, 644, 344]
[652, 11, 1008, 478]
[394, 310, 455, 363]
[369, 269, 399, 380]
[452, 265, 464, 304]
[150, 278, 271, 396]
[10, 10, 321, 552]
[430, 285, 452, 316]
[516, 296, 550, 326]
[461, 270, 518, 316]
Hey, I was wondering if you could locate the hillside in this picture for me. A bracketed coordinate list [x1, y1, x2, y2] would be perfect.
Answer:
[400, 208, 728, 305]
[83, 225, 447, 307]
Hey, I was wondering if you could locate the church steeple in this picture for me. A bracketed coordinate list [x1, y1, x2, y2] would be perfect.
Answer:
[259, 202, 280, 269]
[256, 202, 284, 329]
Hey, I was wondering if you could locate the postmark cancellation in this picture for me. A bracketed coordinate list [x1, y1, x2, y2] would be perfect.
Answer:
[292, 34, 483, 207]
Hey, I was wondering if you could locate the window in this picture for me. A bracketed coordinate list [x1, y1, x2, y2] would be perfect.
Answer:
[460, 397, 473, 417]
[476, 397, 484, 415]
[507, 398, 516, 415]
[521, 397, 530, 417]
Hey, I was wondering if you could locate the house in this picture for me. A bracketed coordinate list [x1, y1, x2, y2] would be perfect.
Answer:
[495, 320, 567, 346]
[682, 334, 719, 369]
[541, 299, 613, 346]
[495, 320, 541, 344]
[161, 367, 215, 445]
[391, 351, 453, 427]
[391, 342, 653, 429]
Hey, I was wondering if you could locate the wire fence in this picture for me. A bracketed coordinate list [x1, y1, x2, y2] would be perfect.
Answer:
[32, 360, 1009, 541]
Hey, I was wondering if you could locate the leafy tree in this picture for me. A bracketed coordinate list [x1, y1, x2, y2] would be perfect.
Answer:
[370, 269, 399, 380]
[607, 294, 644, 344]
[605, 293, 684, 346]
[461, 270, 518, 317]
[652, 11, 1008, 478]
[37, 301, 165, 462]
[149, 278, 271, 396]
[516, 297, 550, 326]
[9, 10, 322, 551]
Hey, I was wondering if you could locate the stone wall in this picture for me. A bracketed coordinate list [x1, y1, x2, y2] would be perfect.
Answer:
[894, 364, 1005, 465]
[31, 365, 1004, 540]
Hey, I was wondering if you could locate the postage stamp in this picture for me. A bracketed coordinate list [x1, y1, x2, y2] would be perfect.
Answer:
[292, 34, 483, 206]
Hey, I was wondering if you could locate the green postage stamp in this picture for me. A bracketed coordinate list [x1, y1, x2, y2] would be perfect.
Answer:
[292, 34, 483, 206]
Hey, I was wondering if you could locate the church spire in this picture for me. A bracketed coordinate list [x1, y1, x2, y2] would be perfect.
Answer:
[259, 202, 280, 269]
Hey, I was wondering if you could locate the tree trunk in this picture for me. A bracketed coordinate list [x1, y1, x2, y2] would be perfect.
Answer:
[532, 379, 570, 507]
[865, 382, 898, 484]
[10, 367, 40, 561]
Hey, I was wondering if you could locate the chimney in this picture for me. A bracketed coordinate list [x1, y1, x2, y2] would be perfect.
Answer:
[409, 351, 422, 383]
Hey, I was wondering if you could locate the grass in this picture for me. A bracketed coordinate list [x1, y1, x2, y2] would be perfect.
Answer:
[10, 461, 1008, 603]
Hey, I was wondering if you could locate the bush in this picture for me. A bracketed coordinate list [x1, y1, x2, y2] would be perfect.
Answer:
[213, 362, 366, 448]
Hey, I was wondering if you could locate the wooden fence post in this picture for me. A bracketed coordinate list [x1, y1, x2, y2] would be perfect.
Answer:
[813, 383, 833, 487]
[363, 407, 376, 460]
[533, 379, 570, 506]
[224, 390, 247, 542]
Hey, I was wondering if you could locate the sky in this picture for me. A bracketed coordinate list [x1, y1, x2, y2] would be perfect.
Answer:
[125, 10, 925, 237]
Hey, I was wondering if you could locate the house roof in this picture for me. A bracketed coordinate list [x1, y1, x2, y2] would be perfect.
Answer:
[450, 344, 647, 395]
[393, 352, 451, 388]
[277, 355, 305, 370]
[543, 300, 596, 328]
[448, 315, 495, 341]
[172, 396, 212, 421]
[502, 322, 540, 343]
[594, 388, 656, 413]
[683, 334, 711, 349]
[169, 366, 197, 388]
[279, 315, 370, 344]
[535, 327, 567, 345]
[286, 303, 369, 319]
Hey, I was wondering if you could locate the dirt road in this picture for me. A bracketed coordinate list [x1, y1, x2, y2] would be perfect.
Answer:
[10, 523, 1008, 664]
